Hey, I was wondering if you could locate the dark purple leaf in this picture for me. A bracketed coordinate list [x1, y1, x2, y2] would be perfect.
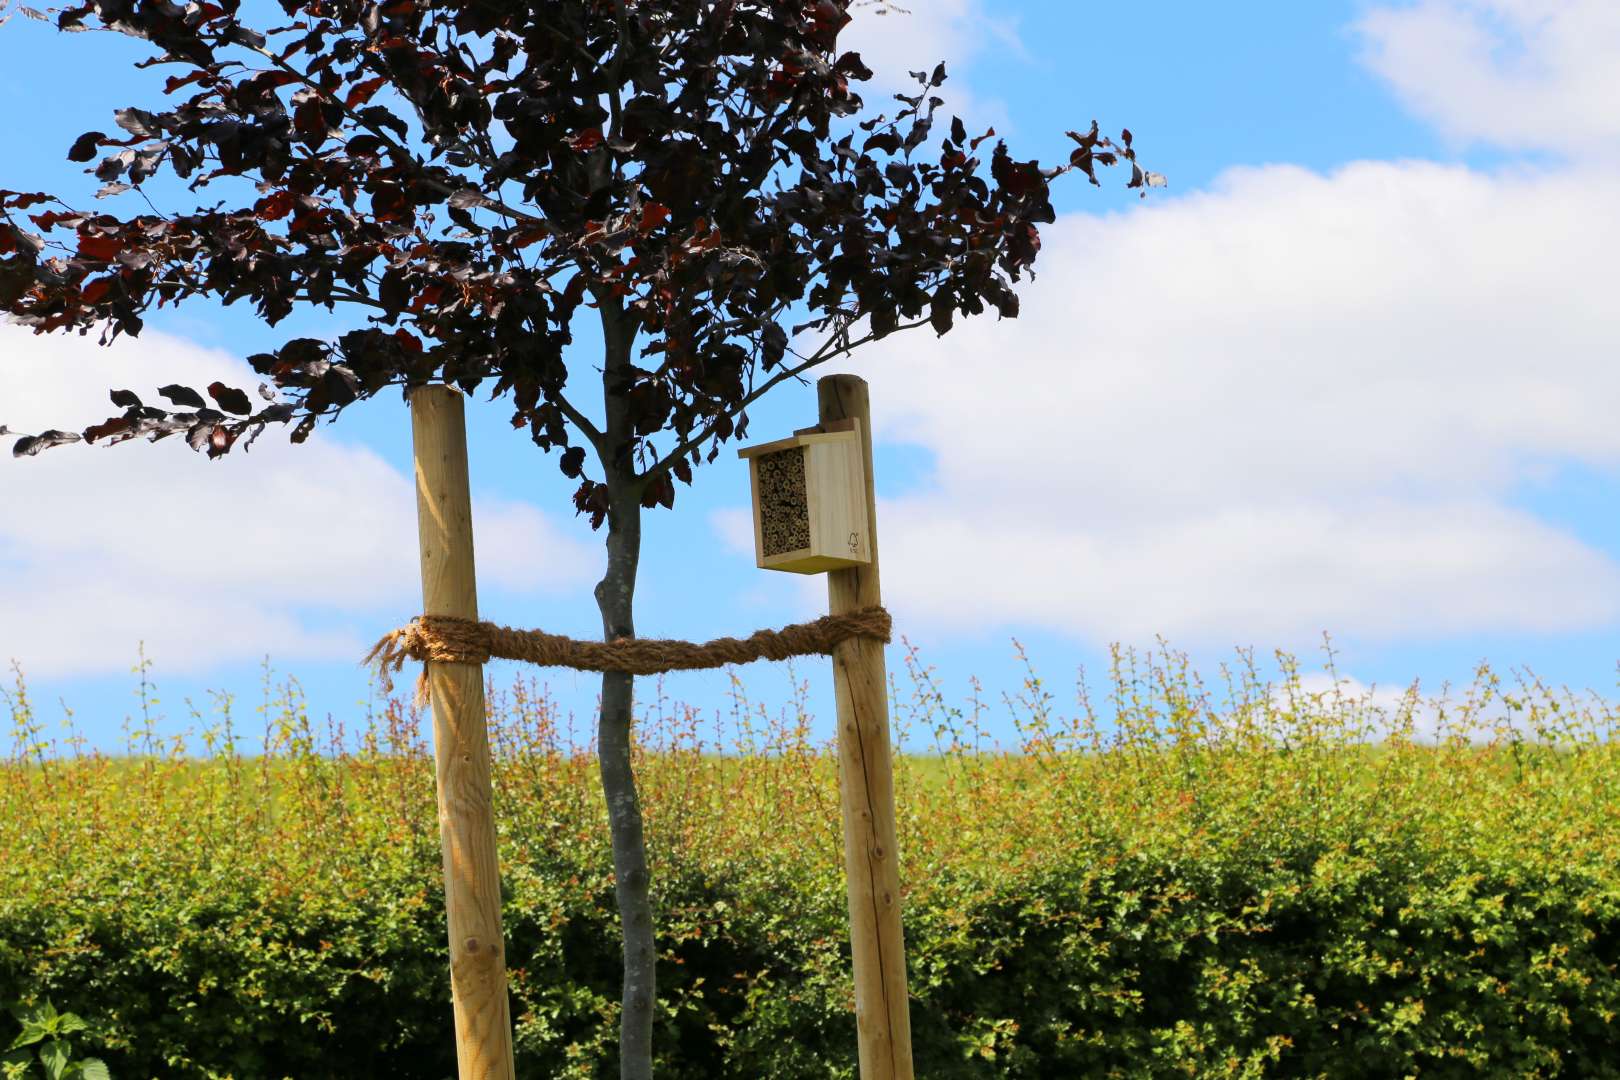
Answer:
[67, 131, 105, 162]
[761, 322, 787, 370]
[223, 24, 265, 49]
[559, 445, 586, 478]
[13, 429, 81, 457]
[84, 416, 135, 443]
[448, 189, 490, 210]
[185, 422, 214, 453]
[207, 381, 254, 415]
[158, 384, 207, 409]
[113, 108, 160, 139]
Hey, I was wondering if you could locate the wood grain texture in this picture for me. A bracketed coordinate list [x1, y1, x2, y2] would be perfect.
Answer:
[818, 375, 914, 1080]
[410, 386, 516, 1080]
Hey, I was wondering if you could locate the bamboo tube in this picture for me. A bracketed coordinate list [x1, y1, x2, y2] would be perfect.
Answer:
[409, 385, 516, 1080]
[818, 374, 914, 1080]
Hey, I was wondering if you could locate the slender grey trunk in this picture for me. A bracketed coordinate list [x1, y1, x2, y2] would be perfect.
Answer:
[596, 301, 656, 1080]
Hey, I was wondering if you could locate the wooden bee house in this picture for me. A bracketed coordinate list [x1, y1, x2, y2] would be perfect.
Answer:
[737, 418, 871, 574]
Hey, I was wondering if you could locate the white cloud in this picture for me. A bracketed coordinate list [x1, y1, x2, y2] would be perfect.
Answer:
[1271, 671, 1446, 741]
[1271, 668, 1590, 745]
[767, 158, 1620, 649]
[0, 324, 596, 677]
[872, 496, 1619, 646]
[1355, 0, 1620, 157]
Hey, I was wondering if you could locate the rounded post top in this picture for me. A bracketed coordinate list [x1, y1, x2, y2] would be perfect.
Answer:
[406, 383, 465, 404]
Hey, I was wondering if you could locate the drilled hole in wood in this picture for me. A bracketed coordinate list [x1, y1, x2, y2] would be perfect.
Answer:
[758, 447, 811, 556]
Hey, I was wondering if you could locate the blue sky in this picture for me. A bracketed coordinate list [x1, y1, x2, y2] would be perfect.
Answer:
[4, 0, 1620, 754]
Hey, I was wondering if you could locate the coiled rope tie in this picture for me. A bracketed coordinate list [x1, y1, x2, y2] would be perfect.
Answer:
[365, 605, 892, 704]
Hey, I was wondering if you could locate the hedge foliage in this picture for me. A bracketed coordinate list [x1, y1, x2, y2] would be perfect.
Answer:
[2, 642, 1618, 1078]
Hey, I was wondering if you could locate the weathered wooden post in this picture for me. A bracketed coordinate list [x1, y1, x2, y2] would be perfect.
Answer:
[738, 373, 914, 1079]
[818, 375, 913, 1080]
[409, 385, 517, 1080]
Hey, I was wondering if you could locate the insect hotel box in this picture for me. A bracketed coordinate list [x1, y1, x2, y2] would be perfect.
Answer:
[737, 418, 871, 574]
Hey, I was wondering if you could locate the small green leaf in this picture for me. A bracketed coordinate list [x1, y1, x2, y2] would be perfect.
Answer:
[53, 1015, 86, 1037]
[76, 1059, 111, 1080]
[40, 1039, 69, 1080]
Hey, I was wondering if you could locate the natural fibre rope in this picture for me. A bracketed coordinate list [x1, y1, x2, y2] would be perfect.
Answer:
[365, 606, 892, 703]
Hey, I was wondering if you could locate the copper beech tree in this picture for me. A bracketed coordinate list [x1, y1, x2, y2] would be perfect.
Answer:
[0, 0, 1152, 1074]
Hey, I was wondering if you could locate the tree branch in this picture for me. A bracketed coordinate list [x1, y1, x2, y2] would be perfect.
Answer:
[642, 314, 930, 480]
[551, 389, 605, 452]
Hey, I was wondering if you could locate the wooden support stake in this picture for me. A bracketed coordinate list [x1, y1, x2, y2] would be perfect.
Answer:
[410, 386, 516, 1080]
[818, 375, 914, 1080]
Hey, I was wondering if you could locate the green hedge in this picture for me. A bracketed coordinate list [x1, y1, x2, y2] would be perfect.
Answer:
[5, 828, 1618, 1077]
[4, 654, 1618, 1077]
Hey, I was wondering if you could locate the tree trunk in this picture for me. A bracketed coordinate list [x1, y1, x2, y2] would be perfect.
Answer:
[596, 301, 657, 1080]
[595, 489, 654, 1079]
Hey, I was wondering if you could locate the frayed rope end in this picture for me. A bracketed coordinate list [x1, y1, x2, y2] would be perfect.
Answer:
[363, 622, 433, 708]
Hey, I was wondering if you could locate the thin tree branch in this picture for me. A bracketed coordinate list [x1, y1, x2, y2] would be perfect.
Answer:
[642, 314, 930, 479]
[551, 390, 605, 451]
